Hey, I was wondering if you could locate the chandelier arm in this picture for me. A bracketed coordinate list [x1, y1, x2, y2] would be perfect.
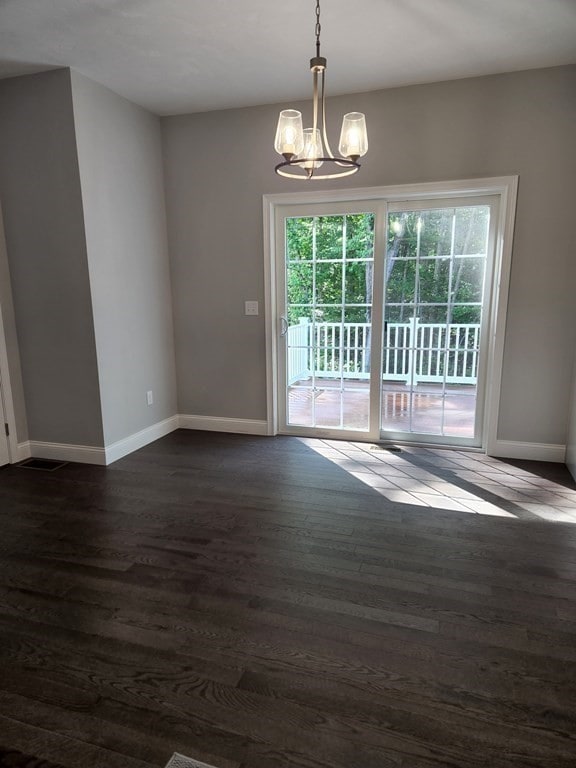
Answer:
[274, 156, 359, 180]
[312, 69, 319, 136]
[320, 69, 334, 159]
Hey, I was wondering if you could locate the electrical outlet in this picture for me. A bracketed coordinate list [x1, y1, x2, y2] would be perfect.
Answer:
[245, 300, 259, 316]
[147, 390, 154, 406]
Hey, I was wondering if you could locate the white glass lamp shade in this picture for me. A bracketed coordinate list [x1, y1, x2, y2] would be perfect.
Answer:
[298, 128, 324, 169]
[274, 110, 304, 158]
[338, 112, 368, 159]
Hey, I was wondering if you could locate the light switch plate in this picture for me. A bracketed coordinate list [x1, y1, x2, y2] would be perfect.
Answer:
[245, 300, 259, 316]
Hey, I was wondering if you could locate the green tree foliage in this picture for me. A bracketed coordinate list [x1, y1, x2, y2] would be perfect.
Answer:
[286, 213, 374, 324]
[386, 207, 488, 324]
[285, 206, 489, 327]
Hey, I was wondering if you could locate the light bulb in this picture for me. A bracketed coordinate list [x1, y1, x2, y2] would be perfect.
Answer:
[284, 126, 296, 151]
[346, 129, 360, 155]
[299, 128, 324, 170]
[339, 112, 368, 159]
[275, 110, 304, 158]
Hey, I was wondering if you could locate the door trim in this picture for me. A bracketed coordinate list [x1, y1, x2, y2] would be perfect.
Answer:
[263, 176, 518, 452]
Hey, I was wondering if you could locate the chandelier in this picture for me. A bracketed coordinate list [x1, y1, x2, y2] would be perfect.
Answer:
[274, 0, 368, 180]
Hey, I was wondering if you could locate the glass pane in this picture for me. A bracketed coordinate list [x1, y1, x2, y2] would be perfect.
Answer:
[312, 320, 340, 378]
[382, 315, 411, 383]
[442, 393, 476, 437]
[343, 305, 371, 324]
[451, 304, 482, 324]
[315, 263, 342, 305]
[414, 327, 446, 382]
[345, 262, 373, 305]
[417, 305, 449, 324]
[387, 212, 419, 258]
[446, 345, 478, 381]
[454, 206, 489, 255]
[288, 305, 312, 326]
[313, 305, 341, 324]
[287, 263, 313, 307]
[346, 213, 374, 259]
[286, 318, 310, 386]
[384, 304, 414, 323]
[452, 257, 485, 303]
[286, 217, 313, 260]
[316, 216, 344, 260]
[343, 388, 370, 431]
[341, 313, 371, 378]
[418, 259, 450, 304]
[410, 390, 443, 435]
[419, 209, 454, 257]
[386, 259, 416, 304]
[315, 389, 342, 428]
[287, 386, 314, 426]
[381, 385, 412, 431]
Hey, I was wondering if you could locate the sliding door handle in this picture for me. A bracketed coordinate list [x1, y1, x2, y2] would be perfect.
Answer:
[280, 316, 289, 336]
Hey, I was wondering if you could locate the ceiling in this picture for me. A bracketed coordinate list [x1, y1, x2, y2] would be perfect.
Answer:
[1, 0, 575, 116]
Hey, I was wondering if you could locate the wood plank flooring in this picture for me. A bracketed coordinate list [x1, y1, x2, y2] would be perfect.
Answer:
[0, 430, 575, 768]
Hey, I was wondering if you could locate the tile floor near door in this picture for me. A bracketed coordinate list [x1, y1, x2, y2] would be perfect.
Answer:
[308, 439, 576, 522]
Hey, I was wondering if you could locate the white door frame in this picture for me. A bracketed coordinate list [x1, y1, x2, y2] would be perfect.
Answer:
[0, 204, 23, 463]
[263, 176, 518, 453]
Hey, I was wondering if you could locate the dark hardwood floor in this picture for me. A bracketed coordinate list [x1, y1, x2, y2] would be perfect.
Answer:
[0, 430, 575, 768]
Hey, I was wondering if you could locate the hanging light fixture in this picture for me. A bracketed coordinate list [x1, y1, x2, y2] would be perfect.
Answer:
[274, 0, 368, 180]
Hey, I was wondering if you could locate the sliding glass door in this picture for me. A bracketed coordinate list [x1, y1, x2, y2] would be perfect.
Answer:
[275, 195, 498, 447]
[381, 199, 496, 445]
[277, 202, 384, 439]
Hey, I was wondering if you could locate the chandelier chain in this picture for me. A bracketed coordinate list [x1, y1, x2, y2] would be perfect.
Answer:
[274, 0, 367, 179]
[315, 0, 321, 57]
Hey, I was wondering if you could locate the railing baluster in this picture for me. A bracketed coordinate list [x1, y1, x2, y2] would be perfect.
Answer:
[291, 320, 480, 384]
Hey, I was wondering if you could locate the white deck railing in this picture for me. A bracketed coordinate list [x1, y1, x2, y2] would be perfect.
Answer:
[287, 317, 481, 385]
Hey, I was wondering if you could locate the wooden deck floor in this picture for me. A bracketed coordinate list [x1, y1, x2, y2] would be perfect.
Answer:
[288, 379, 477, 436]
[0, 431, 575, 768]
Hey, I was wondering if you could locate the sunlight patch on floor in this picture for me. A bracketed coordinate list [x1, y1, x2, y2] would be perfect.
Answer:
[300, 438, 576, 522]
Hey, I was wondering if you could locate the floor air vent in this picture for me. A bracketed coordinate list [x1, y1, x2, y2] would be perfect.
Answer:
[164, 756, 217, 768]
[17, 458, 68, 471]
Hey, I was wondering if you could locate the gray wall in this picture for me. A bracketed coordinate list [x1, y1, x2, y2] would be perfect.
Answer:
[71, 71, 177, 446]
[0, 69, 104, 446]
[162, 65, 576, 447]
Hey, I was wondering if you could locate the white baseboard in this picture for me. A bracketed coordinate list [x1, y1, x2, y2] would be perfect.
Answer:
[104, 415, 179, 464]
[17, 430, 568, 466]
[17, 416, 181, 466]
[488, 440, 566, 463]
[16, 414, 268, 466]
[15, 441, 31, 462]
[178, 414, 268, 436]
[26, 440, 107, 465]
